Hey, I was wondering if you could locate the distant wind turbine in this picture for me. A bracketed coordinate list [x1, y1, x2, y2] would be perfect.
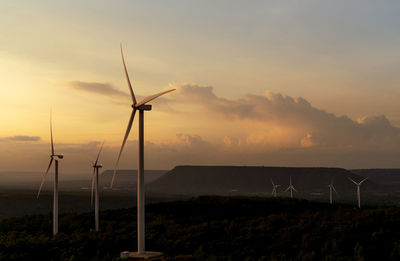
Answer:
[328, 180, 338, 205]
[348, 177, 368, 209]
[284, 176, 297, 198]
[270, 178, 280, 197]
[112, 44, 175, 255]
[37, 112, 63, 236]
[90, 141, 104, 232]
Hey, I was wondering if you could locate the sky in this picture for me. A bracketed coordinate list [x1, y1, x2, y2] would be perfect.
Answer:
[1, 0, 400, 174]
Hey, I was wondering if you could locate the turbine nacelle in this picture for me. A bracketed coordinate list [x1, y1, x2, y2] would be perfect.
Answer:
[93, 164, 103, 168]
[132, 104, 152, 110]
[52, 154, 64, 160]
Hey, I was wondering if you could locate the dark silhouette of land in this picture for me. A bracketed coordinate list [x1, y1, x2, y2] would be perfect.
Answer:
[351, 169, 400, 185]
[148, 165, 379, 195]
[1, 196, 400, 260]
[2, 167, 400, 259]
[2, 166, 400, 220]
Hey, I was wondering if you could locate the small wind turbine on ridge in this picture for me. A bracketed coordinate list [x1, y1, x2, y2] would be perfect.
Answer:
[284, 176, 297, 198]
[112, 44, 175, 256]
[270, 178, 280, 198]
[37, 112, 63, 236]
[89, 141, 104, 232]
[328, 180, 338, 205]
[348, 177, 367, 209]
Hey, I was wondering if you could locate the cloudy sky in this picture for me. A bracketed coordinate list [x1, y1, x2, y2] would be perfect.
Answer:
[1, 0, 400, 173]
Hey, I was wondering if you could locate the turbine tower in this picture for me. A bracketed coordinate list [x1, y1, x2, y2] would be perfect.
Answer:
[270, 178, 280, 197]
[112, 44, 175, 256]
[37, 112, 63, 236]
[348, 177, 368, 209]
[90, 142, 104, 232]
[284, 176, 297, 198]
[328, 180, 338, 205]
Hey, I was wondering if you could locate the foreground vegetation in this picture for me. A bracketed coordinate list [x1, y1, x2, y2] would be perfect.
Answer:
[1, 196, 400, 260]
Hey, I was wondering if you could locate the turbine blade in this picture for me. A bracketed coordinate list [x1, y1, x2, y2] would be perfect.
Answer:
[50, 112, 54, 155]
[359, 177, 368, 185]
[270, 178, 275, 186]
[284, 187, 290, 192]
[348, 177, 358, 185]
[85, 156, 93, 165]
[90, 168, 95, 206]
[135, 89, 175, 108]
[37, 158, 54, 198]
[94, 141, 105, 166]
[111, 109, 136, 188]
[292, 186, 297, 192]
[332, 185, 338, 194]
[120, 44, 136, 104]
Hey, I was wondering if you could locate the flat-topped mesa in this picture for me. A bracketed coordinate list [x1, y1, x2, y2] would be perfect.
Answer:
[148, 165, 378, 195]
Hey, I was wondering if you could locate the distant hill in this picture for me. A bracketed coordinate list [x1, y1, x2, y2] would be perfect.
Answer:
[101, 169, 167, 189]
[351, 169, 400, 185]
[148, 166, 378, 197]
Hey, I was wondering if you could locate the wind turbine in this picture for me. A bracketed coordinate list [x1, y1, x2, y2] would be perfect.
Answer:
[348, 177, 368, 209]
[90, 142, 104, 232]
[284, 176, 297, 198]
[111, 44, 175, 255]
[328, 180, 338, 205]
[37, 113, 63, 236]
[270, 178, 280, 197]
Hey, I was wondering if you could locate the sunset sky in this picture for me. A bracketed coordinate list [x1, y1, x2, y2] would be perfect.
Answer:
[1, 1, 400, 173]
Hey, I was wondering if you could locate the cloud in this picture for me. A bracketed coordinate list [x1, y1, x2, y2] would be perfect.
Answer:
[2, 84, 400, 172]
[167, 84, 400, 150]
[1, 136, 41, 142]
[68, 81, 129, 98]
[68, 80, 176, 111]
[175, 133, 209, 147]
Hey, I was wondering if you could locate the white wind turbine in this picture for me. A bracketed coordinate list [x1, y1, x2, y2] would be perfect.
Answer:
[348, 177, 368, 209]
[270, 178, 280, 197]
[328, 180, 338, 205]
[284, 176, 297, 198]
[112, 45, 175, 255]
[37, 113, 63, 236]
[90, 142, 104, 232]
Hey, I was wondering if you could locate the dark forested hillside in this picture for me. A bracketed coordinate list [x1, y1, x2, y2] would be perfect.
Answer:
[1, 196, 400, 260]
